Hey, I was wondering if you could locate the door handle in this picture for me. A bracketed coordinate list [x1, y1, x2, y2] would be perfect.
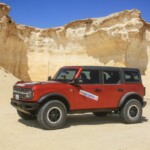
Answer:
[95, 89, 101, 92]
[117, 88, 124, 92]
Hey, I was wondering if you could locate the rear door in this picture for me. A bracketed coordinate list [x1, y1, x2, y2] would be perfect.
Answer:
[100, 68, 125, 108]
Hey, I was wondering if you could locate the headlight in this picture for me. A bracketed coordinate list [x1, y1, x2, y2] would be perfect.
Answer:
[25, 90, 34, 99]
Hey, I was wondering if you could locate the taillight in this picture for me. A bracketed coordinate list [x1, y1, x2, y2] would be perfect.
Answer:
[144, 87, 146, 96]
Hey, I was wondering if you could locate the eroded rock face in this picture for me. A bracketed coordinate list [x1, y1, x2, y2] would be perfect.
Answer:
[0, 3, 31, 81]
[0, 3, 10, 18]
[0, 3, 150, 81]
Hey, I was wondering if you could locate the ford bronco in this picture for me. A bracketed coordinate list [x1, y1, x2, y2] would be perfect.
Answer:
[11, 66, 147, 129]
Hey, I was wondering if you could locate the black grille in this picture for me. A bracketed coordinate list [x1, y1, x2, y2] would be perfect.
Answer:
[13, 87, 29, 100]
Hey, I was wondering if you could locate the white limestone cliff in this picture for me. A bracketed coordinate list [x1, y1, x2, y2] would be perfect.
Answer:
[0, 3, 150, 83]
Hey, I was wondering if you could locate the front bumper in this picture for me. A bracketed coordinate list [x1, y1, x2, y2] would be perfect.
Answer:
[11, 98, 40, 115]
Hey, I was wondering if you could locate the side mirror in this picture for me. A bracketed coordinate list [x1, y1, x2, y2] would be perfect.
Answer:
[73, 78, 80, 84]
[48, 76, 52, 81]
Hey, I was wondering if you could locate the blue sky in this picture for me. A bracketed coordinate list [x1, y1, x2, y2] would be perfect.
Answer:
[1, 0, 150, 28]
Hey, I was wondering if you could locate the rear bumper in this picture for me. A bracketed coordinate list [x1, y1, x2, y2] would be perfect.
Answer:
[142, 101, 147, 108]
[11, 98, 39, 115]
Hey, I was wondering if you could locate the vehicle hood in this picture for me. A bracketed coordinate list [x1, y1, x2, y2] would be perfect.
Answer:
[15, 81, 64, 88]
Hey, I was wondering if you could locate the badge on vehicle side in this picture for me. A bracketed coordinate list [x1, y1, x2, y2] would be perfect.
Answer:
[79, 90, 99, 101]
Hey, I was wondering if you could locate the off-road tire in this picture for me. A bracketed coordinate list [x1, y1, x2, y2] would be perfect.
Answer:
[93, 112, 108, 117]
[17, 110, 36, 120]
[120, 99, 142, 124]
[37, 100, 67, 130]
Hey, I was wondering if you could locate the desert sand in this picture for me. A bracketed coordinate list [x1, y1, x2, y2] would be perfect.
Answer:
[0, 68, 150, 150]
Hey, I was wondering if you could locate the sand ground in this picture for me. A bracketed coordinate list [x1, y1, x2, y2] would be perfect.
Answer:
[0, 68, 150, 150]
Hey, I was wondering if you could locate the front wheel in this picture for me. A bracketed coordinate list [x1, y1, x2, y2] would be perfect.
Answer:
[37, 100, 67, 130]
[120, 99, 142, 124]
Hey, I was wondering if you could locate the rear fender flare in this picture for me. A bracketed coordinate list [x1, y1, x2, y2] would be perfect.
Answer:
[118, 92, 143, 108]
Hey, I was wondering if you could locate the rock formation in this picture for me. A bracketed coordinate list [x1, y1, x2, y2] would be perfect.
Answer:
[0, 2, 150, 81]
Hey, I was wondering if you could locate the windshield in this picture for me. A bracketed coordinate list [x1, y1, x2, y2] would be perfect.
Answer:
[53, 68, 78, 82]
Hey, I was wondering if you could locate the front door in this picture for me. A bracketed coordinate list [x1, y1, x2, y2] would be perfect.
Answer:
[73, 69, 103, 110]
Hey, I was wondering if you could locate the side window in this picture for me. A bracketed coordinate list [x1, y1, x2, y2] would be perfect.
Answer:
[79, 70, 99, 84]
[124, 71, 140, 83]
[103, 70, 120, 84]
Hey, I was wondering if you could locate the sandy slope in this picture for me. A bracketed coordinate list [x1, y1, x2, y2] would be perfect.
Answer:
[0, 68, 150, 150]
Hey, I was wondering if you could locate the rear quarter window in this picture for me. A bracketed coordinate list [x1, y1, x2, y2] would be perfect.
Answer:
[124, 71, 141, 83]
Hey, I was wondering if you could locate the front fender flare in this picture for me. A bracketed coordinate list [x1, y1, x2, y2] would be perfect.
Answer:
[37, 93, 70, 110]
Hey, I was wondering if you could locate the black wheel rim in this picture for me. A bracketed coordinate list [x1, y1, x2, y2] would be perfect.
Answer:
[129, 106, 138, 118]
[47, 107, 62, 123]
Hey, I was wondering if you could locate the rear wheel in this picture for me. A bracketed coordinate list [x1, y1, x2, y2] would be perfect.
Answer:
[37, 100, 67, 130]
[120, 99, 142, 124]
[17, 110, 36, 120]
[93, 112, 108, 117]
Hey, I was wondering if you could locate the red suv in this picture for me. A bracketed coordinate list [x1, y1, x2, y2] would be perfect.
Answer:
[11, 66, 147, 129]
